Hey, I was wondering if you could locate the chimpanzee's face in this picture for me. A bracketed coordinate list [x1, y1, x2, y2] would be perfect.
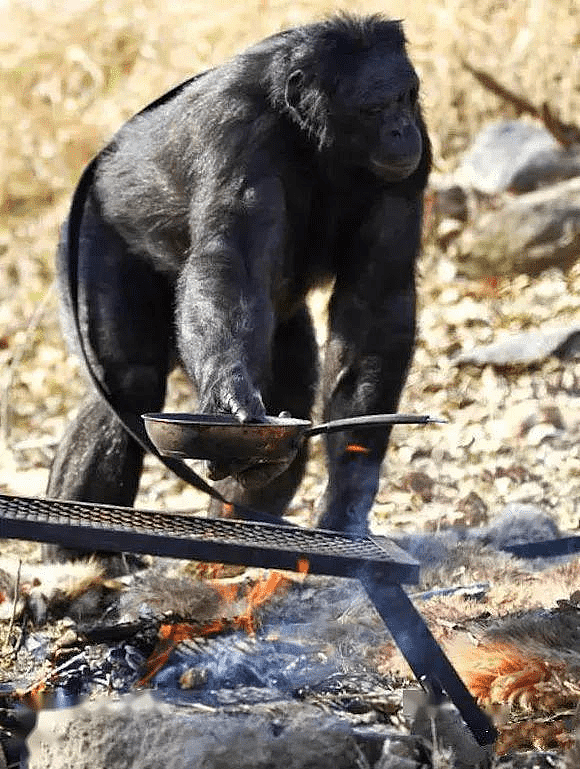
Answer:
[328, 49, 423, 180]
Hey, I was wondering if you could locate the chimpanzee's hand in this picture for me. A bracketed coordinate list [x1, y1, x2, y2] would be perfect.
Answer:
[207, 410, 297, 489]
[208, 457, 295, 489]
[209, 366, 266, 424]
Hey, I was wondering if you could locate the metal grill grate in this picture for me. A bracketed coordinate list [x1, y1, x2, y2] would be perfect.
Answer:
[0, 493, 419, 583]
[0, 492, 496, 746]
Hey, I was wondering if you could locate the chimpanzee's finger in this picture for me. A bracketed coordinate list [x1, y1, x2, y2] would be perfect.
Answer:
[235, 460, 291, 489]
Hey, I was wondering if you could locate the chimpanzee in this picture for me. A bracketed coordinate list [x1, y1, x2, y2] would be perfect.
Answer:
[46, 13, 431, 543]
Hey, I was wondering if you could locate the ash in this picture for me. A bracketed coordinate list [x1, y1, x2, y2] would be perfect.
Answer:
[2, 511, 579, 769]
[4, 570, 476, 769]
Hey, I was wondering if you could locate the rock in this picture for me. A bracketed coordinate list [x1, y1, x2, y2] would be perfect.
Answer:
[395, 531, 466, 567]
[375, 731, 431, 769]
[27, 692, 368, 769]
[480, 504, 560, 549]
[405, 691, 492, 769]
[457, 177, 580, 276]
[436, 218, 464, 248]
[455, 491, 489, 527]
[400, 471, 435, 502]
[429, 179, 469, 221]
[500, 401, 566, 440]
[454, 324, 580, 367]
[526, 422, 560, 447]
[454, 120, 580, 195]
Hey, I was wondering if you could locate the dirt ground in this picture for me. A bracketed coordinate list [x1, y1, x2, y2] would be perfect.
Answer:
[1, 3, 580, 764]
[1, 0, 579, 536]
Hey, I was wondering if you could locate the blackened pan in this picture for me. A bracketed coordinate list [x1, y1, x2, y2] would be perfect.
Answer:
[142, 412, 445, 463]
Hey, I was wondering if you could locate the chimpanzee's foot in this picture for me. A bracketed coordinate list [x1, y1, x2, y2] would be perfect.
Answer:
[316, 454, 380, 537]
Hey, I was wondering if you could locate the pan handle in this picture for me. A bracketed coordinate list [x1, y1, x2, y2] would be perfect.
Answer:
[303, 413, 446, 438]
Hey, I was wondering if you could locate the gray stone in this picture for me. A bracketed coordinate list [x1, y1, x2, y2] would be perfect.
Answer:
[27, 693, 370, 769]
[406, 691, 492, 769]
[454, 324, 580, 367]
[457, 177, 580, 276]
[480, 504, 560, 550]
[455, 120, 580, 195]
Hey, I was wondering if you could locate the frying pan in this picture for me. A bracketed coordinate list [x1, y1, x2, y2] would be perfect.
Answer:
[143, 412, 445, 463]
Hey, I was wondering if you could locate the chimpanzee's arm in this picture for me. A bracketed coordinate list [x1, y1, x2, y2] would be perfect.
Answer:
[175, 174, 286, 423]
[318, 192, 422, 535]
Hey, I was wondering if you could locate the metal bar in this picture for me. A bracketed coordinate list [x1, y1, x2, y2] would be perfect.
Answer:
[361, 577, 497, 747]
[0, 494, 419, 584]
[502, 536, 580, 559]
[0, 493, 496, 748]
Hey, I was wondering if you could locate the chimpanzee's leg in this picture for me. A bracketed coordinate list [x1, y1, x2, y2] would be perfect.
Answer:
[314, 190, 421, 537]
[46, 396, 145, 506]
[317, 284, 415, 536]
[44, 398, 151, 566]
[44, 190, 172, 564]
[209, 304, 318, 516]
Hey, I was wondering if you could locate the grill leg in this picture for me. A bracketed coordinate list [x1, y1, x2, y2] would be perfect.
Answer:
[361, 577, 496, 748]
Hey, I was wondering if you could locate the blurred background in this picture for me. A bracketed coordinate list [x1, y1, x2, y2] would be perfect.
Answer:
[0, 0, 579, 535]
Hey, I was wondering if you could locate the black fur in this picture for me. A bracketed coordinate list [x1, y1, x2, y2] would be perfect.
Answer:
[47, 13, 431, 540]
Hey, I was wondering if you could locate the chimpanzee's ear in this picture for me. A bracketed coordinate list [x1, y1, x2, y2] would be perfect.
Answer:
[284, 69, 305, 117]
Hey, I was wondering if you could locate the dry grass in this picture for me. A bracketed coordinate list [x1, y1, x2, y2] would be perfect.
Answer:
[2, 8, 580, 755]
[1, 0, 579, 221]
[0, 0, 579, 511]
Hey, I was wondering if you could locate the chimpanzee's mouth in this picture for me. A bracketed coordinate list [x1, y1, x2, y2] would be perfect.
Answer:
[370, 156, 420, 180]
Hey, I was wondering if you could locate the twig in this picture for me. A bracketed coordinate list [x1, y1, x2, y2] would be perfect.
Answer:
[23, 650, 88, 695]
[2, 558, 21, 657]
[540, 101, 579, 148]
[462, 60, 538, 117]
[0, 282, 55, 445]
[462, 60, 580, 148]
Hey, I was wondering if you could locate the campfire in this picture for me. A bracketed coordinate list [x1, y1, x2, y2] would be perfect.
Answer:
[1, 559, 439, 769]
[1, 494, 580, 767]
[0, 490, 503, 769]
[137, 568, 296, 685]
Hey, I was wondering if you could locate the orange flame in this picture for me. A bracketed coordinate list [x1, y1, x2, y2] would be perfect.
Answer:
[211, 581, 240, 605]
[138, 622, 199, 685]
[235, 571, 290, 634]
[346, 443, 371, 455]
[296, 557, 309, 575]
[139, 570, 293, 683]
[222, 503, 235, 518]
[19, 680, 47, 710]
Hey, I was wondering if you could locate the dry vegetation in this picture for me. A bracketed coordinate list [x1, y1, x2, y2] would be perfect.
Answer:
[0, 0, 579, 535]
[2, 3, 580, 760]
